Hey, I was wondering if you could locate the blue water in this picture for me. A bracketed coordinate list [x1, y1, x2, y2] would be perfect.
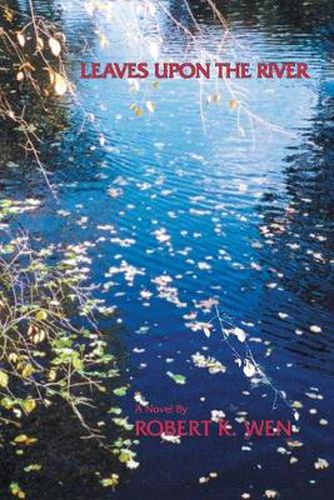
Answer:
[1, 0, 333, 498]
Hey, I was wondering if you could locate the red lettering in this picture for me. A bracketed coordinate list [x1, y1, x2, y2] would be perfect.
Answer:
[80, 63, 91, 79]
[92, 62, 102, 78]
[135, 421, 148, 436]
[244, 420, 265, 437]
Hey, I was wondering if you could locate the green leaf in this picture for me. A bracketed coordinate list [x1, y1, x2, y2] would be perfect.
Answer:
[107, 407, 122, 415]
[72, 357, 83, 370]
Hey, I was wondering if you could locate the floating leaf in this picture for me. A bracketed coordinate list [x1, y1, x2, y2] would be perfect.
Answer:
[243, 360, 256, 378]
[167, 371, 186, 385]
[212, 93, 221, 104]
[233, 327, 246, 343]
[229, 99, 238, 110]
[14, 434, 28, 444]
[203, 326, 211, 338]
[161, 433, 181, 444]
[293, 411, 300, 422]
[108, 407, 122, 415]
[24, 464, 42, 473]
[101, 474, 119, 489]
[134, 106, 143, 117]
[287, 440, 303, 448]
[14, 434, 37, 446]
[314, 457, 329, 470]
[146, 101, 156, 113]
[310, 325, 322, 334]
[9, 482, 26, 499]
[113, 386, 128, 397]
[264, 491, 279, 499]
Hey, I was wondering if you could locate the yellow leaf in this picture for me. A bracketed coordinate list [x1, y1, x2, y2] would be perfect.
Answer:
[35, 310, 48, 321]
[54, 73, 67, 96]
[22, 364, 34, 378]
[14, 434, 28, 444]
[23, 399, 36, 414]
[25, 437, 38, 445]
[36, 37, 44, 51]
[0, 370, 9, 388]
[229, 99, 238, 110]
[49, 37, 61, 56]
[14, 434, 37, 446]
[10, 482, 26, 499]
[48, 369, 57, 381]
[4, 8, 13, 22]
[134, 107, 143, 117]
[287, 440, 303, 448]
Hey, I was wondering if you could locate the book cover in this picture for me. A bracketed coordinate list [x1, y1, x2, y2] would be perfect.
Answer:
[0, 0, 333, 499]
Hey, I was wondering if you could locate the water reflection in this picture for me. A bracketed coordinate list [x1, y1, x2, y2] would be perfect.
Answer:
[0, 0, 333, 498]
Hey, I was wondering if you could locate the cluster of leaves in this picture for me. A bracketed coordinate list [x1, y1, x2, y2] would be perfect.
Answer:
[0, 237, 112, 412]
[0, 222, 138, 494]
[0, 2, 70, 100]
